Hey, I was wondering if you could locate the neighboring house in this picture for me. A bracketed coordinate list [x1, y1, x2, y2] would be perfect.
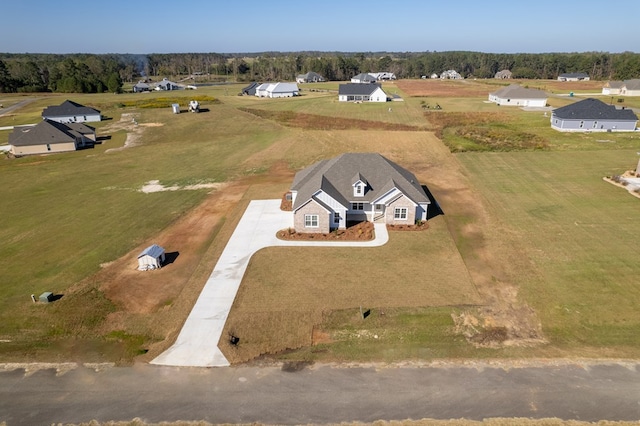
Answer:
[255, 82, 299, 98]
[550, 98, 638, 132]
[494, 70, 512, 79]
[440, 70, 463, 79]
[9, 119, 96, 156]
[351, 73, 377, 84]
[42, 100, 101, 123]
[241, 82, 260, 96]
[488, 84, 548, 107]
[430, 73, 439, 79]
[620, 79, 640, 96]
[338, 83, 388, 102]
[369, 72, 396, 81]
[290, 153, 431, 233]
[296, 72, 325, 83]
[602, 81, 625, 95]
[133, 81, 151, 92]
[154, 78, 181, 91]
[557, 72, 590, 81]
[137, 244, 165, 271]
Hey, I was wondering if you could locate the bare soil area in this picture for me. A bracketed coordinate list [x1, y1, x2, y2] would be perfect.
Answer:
[396, 79, 495, 97]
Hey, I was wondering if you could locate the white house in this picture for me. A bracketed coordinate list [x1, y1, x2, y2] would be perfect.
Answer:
[620, 79, 640, 96]
[351, 73, 377, 84]
[42, 100, 101, 123]
[255, 82, 299, 98]
[137, 244, 166, 270]
[154, 78, 181, 91]
[440, 70, 463, 79]
[488, 84, 548, 107]
[338, 83, 388, 102]
[558, 72, 589, 81]
[296, 72, 325, 83]
[369, 72, 396, 81]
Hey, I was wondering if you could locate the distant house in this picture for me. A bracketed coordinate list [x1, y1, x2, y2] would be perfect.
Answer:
[137, 244, 165, 271]
[42, 100, 101, 123]
[154, 78, 181, 91]
[440, 70, 463, 80]
[296, 72, 325, 83]
[369, 72, 396, 81]
[351, 73, 377, 84]
[557, 72, 590, 81]
[494, 70, 512, 79]
[550, 98, 638, 132]
[9, 119, 96, 156]
[430, 73, 439, 79]
[620, 79, 640, 96]
[602, 81, 625, 95]
[255, 82, 299, 98]
[290, 153, 431, 233]
[488, 84, 547, 107]
[241, 82, 260, 96]
[133, 81, 151, 93]
[338, 83, 388, 102]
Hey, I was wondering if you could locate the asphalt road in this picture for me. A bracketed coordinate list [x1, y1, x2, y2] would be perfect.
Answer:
[1, 361, 639, 425]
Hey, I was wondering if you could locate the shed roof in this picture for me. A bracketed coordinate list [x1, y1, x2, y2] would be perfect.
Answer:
[551, 98, 638, 121]
[138, 244, 165, 259]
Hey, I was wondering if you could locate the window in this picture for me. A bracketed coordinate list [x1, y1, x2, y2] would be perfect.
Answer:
[355, 185, 362, 195]
[394, 207, 408, 220]
[304, 214, 318, 228]
[375, 204, 384, 211]
[579, 121, 584, 128]
[593, 121, 598, 128]
[334, 212, 340, 223]
[351, 202, 364, 210]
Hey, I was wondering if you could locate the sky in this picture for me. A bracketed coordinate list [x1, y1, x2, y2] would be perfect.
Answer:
[1, 0, 639, 55]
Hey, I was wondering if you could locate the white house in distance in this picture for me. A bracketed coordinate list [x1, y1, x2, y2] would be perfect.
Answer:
[296, 72, 325, 83]
[255, 82, 299, 98]
[137, 244, 166, 270]
[488, 84, 548, 107]
[351, 73, 377, 84]
[602, 79, 640, 96]
[338, 83, 388, 102]
[558, 72, 589, 81]
[42, 100, 101, 123]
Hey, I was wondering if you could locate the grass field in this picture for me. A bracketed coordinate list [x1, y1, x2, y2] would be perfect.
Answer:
[1, 80, 639, 365]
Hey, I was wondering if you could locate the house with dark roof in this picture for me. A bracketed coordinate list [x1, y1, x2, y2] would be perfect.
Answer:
[558, 72, 590, 81]
[290, 153, 431, 233]
[488, 84, 547, 107]
[296, 72, 325, 83]
[42, 100, 101, 123]
[350, 73, 377, 84]
[133, 81, 151, 93]
[154, 78, 181, 91]
[9, 119, 96, 156]
[338, 83, 388, 102]
[550, 98, 638, 132]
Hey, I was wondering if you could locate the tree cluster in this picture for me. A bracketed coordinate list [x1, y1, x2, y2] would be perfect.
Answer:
[1, 51, 639, 93]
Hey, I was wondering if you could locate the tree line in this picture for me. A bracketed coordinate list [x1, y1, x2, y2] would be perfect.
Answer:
[1, 51, 639, 93]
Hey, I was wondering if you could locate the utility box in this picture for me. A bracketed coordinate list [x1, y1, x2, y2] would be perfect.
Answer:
[171, 103, 180, 114]
[39, 292, 54, 303]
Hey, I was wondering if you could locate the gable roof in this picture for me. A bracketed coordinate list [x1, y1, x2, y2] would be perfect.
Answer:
[338, 83, 383, 96]
[352, 73, 377, 83]
[551, 98, 638, 121]
[490, 84, 547, 99]
[623, 79, 640, 90]
[291, 153, 430, 210]
[9, 119, 84, 147]
[42, 100, 100, 118]
[138, 244, 165, 259]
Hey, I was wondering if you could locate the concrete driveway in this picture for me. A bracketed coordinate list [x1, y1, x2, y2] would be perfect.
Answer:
[151, 199, 388, 367]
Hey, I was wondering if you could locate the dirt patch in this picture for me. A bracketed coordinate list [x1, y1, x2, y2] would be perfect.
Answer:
[102, 113, 163, 152]
[396, 79, 495, 97]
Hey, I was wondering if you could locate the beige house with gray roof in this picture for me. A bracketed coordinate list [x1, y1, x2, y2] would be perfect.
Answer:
[488, 84, 547, 107]
[9, 119, 96, 156]
[290, 153, 431, 233]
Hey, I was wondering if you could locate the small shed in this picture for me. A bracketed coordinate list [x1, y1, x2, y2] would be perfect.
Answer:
[137, 244, 166, 270]
[39, 292, 54, 303]
[171, 104, 180, 114]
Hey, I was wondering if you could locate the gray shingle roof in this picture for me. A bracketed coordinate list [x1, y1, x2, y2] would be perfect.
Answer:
[490, 84, 547, 99]
[41, 100, 100, 118]
[352, 73, 377, 83]
[624, 79, 640, 90]
[338, 83, 382, 96]
[292, 153, 430, 210]
[552, 98, 638, 121]
[9, 119, 81, 147]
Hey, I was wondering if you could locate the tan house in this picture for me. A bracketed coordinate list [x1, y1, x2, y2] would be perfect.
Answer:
[290, 153, 432, 233]
[8, 119, 96, 156]
[488, 84, 547, 107]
